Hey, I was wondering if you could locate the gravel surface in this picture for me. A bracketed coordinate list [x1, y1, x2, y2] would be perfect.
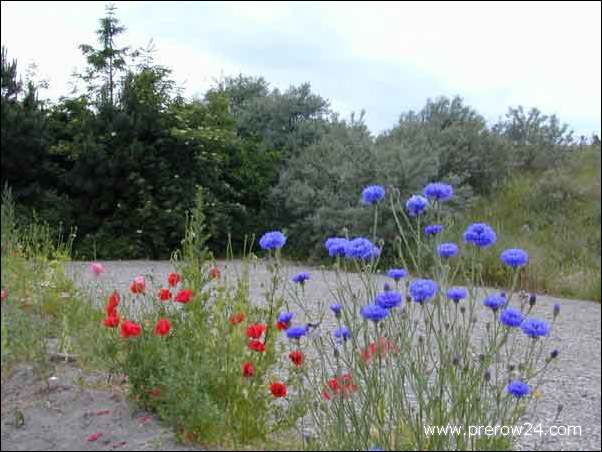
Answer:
[4, 260, 599, 451]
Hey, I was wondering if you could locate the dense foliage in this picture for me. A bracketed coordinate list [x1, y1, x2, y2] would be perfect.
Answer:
[1, 6, 599, 296]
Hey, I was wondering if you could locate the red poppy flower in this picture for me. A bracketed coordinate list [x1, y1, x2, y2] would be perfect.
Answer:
[276, 321, 289, 331]
[154, 318, 171, 336]
[246, 323, 267, 339]
[361, 337, 399, 363]
[289, 350, 305, 367]
[121, 320, 142, 338]
[87, 432, 103, 442]
[103, 314, 120, 328]
[270, 381, 287, 398]
[130, 276, 145, 295]
[149, 387, 162, 398]
[324, 373, 358, 400]
[159, 288, 172, 301]
[229, 312, 245, 325]
[243, 362, 255, 378]
[1, 288, 8, 302]
[168, 272, 182, 287]
[106, 291, 120, 317]
[174, 289, 193, 303]
[210, 267, 221, 279]
[249, 340, 266, 352]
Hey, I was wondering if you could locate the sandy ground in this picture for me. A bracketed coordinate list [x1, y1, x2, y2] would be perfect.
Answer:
[0, 361, 200, 452]
[1, 260, 600, 451]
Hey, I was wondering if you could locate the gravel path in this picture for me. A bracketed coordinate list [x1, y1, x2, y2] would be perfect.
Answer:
[64, 260, 602, 451]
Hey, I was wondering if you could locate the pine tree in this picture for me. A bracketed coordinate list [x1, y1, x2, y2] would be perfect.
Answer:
[78, 3, 129, 114]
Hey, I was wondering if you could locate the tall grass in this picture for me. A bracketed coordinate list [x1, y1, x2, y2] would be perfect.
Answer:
[1, 187, 102, 376]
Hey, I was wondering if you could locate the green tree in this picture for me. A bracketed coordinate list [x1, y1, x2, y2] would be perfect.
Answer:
[493, 106, 574, 170]
[0, 46, 64, 222]
[77, 3, 129, 114]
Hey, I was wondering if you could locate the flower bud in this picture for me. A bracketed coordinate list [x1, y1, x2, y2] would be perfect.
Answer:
[452, 354, 461, 366]
[529, 293, 537, 307]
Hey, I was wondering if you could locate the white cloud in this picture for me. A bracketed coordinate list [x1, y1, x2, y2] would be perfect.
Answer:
[1, 1, 600, 134]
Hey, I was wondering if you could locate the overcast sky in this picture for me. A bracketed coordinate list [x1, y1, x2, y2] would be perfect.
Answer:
[2, 1, 600, 136]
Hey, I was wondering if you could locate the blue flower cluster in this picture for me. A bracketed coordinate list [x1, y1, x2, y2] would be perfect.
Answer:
[361, 304, 390, 322]
[438, 242, 459, 258]
[325, 237, 380, 260]
[345, 237, 381, 260]
[500, 308, 524, 327]
[409, 279, 438, 303]
[406, 195, 428, 217]
[500, 248, 529, 268]
[286, 325, 309, 340]
[447, 287, 468, 303]
[424, 224, 444, 236]
[334, 326, 351, 342]
[521, 318, 551, 338]
[278, 311, 295, 324]
[507, 380, 530, 398]
[387, 268, 408, 281]
[424, 182, 454, 202]
[292, 272, 310, 284]
[483, 293, 507, 311]
[375, 290, 403, 309]
[259, 230, 287, 250]
[330, 303, 342, 318]
[325, 237, 348, 257]
[464, 223, 497, 248]
[362, 185, 386, 205]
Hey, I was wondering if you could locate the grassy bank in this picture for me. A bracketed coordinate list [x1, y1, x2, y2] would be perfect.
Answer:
[452, 147, 601, 301]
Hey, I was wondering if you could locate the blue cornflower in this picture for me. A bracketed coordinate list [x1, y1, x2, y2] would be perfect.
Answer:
[424, 182, 454, 202]
[500, 308, 524, 328]
[500, 248, 529, 269]
[521, 318, 551, 338]
[334, 326, 351, 342]
[464, 223, 497, 248]
[424, 224, 445, 236]
[325, 237, 349, 257]
[345, 237, 381, 260]
[406, 195, 428, 217]
[361, 304, 390, 322]
[507, 380, 530, 398]
[292, 272, 310, 284]
[483, 293, 507, 311]
[278, 312, 295, 324]
[286, 325, 309, 340]
[438, 242, 459, 258]
[375, 291, 403, 309]
[362, 185, 386, 205]
[259, 230, 287, 250]
[553, 303, 560, 318]
[409, 279, 438, 303]
[330, 303, 342, 318]
[387, 268, 408, 281]
[447, 287, 468, 303]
